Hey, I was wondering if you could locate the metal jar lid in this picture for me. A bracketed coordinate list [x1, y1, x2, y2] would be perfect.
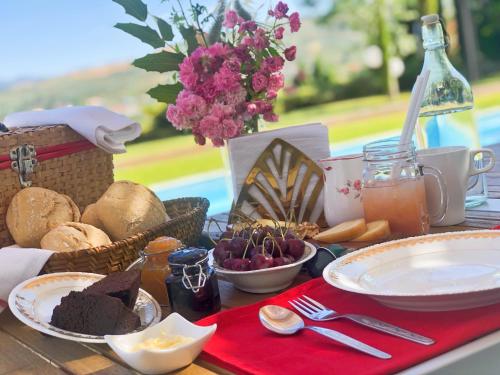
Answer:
[168, 248, 209, 292]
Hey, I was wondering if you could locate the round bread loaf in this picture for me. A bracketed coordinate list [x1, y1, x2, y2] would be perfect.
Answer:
[81, 203, 105, 231]
[95, 181, 169, 240]
[41, 222, 112, 252]
[6, 187, 81, 247]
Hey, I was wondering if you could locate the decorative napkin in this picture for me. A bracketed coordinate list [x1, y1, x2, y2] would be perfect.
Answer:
[197, 278, 500, 375]
[3, 106, 141, 154]
[0, 247, 53, 313]
[226, 123, 330, 200]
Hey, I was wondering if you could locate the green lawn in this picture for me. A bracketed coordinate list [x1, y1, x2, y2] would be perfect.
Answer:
[115, 80, 500, 186]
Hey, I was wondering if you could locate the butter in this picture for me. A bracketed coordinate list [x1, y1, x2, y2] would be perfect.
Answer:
[131, 333, 193, 351]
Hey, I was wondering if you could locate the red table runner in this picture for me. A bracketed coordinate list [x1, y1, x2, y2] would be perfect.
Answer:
[197, 278, 500, 375]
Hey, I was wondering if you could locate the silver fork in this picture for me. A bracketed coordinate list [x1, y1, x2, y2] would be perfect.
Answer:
[289, 295, 435, 345]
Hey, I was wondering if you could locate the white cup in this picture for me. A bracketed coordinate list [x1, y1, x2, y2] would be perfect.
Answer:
[318, 154, 364, 227]
[417, 146, 496, 226]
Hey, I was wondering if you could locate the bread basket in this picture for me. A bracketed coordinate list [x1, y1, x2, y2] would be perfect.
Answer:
[41, 197, 210, 274]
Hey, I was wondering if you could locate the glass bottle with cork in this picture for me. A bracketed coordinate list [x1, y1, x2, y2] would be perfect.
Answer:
[416, 14, 487, 208]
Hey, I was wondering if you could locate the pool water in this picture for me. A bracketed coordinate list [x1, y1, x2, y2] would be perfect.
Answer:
[153, 110, 500, 216]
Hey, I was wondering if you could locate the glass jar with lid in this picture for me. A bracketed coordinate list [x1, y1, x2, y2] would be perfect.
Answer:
[166, 248, 221, 321]
[128, 237, 183, 307]
[362, 138, 447, 237]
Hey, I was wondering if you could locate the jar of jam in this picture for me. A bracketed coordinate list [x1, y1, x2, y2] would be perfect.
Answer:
[166, 248, 221, 321]
[128, 237, 182, 306]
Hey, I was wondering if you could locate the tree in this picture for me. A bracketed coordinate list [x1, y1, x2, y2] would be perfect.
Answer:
[304, 0, 419, 99]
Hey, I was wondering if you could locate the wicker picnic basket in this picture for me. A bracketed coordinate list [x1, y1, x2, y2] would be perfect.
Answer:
[1, 124, 210, 275]
[0, 125, 114, 246]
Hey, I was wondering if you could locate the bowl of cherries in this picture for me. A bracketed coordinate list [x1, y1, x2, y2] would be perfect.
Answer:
[210, 224, 316, 293]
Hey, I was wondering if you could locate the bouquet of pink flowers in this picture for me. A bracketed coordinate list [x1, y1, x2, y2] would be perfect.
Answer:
[167, 3, 300, 146]
[113, 0, 300, 147]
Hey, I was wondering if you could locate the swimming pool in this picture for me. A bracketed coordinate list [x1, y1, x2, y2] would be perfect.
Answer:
[153, 109, 500, 216]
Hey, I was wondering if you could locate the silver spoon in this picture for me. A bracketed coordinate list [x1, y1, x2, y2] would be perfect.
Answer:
[259, 305, 391, 360]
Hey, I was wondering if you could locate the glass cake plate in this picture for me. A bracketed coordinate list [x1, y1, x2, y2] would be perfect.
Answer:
[8, 272, 162, 343]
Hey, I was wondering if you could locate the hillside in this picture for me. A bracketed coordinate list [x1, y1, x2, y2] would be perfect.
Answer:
[0, 64, 162, 120]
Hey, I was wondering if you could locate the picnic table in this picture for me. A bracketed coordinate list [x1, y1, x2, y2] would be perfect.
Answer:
[1, 143, 500, 375]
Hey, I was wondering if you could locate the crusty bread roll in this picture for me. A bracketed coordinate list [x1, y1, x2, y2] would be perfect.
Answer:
[95, 181, 169, 240]
[6, 187, 81, 248]
[41, 222, 112, 252]
[81, 203, 105, 231]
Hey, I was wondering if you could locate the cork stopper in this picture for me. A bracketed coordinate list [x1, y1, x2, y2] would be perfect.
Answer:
[421, 14, 439, 25]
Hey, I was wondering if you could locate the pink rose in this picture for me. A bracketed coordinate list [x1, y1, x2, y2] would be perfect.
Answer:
[289, 12, 301, 32]
[284, 46, 297, 61]
[274, 26, 285, 40]
[354, 179, 362, 191]
[266, 90, 277, 100]
[252, 73, 268, 92]
[263, 111, 279, 122]
[239, 20, 257, 33]
[246, 102, 259, 116]
[262, 56, 284, 73]
[253, 28, 269, 50]
[269, 73, 284, 91]
[223, 10, 239, 28]
[274, 1, 289, 19]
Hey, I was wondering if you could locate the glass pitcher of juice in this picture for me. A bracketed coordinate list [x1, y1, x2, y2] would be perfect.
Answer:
[362, 138, 448, 237]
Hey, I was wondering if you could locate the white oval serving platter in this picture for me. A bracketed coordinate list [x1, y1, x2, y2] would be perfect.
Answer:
[323, 230, 500, 311]
[8, 272, 162, 343]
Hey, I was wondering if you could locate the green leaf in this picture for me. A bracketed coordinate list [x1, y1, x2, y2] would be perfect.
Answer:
[115, 23, 164, 48]
[112, 0, 148, 21]
[179, 26, 199, 54]
[147, 83, 183, 104]
[133, 51, 184, 72]
[153, 16, 174, 41]
[268, 47, 280, 57]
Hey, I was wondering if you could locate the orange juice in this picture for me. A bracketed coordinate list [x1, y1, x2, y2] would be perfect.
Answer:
[362, 177, 430, 237]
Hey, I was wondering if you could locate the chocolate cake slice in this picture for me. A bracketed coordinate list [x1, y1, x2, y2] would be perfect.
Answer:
[83, 269, 141, 309]
[50, 291, 140, 336]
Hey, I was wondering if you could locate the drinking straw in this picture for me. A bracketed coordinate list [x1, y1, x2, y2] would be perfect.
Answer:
[389, 70, 430, 179]
[400, 69, 431, 146]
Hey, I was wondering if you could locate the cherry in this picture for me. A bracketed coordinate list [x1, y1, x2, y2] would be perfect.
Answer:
[275, 237, 288, 254]
[223, 258, 234, 270]
[214, 241, 230, 265]
[231, 258, 251, 271]
[220, 230, 234, 240]
[228, 237, 247, 258]
[286, 239, 305, 260]
[250, 253, 274, 270]
[273, 256, 292, 267]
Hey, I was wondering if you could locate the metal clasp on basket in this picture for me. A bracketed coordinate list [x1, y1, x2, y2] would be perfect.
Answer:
[10, 144, 37, 188]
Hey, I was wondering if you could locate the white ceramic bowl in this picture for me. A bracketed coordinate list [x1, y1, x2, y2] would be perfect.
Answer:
[211, 242, 316, 293]
[105, 313, 216, 375]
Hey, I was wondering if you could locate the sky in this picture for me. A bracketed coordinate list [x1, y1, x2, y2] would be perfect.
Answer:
[0, 0, 325, 82]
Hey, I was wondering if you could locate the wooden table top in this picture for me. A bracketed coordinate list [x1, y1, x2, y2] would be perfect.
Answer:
[1, 143, 500, 375]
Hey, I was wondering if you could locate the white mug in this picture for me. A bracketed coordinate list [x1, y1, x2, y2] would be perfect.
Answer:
[318, 154, 364, 227]
[417, 146, 496, 226]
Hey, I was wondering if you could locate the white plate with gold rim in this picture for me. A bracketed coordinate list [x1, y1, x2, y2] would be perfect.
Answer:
[8, 272, 162, 343]
[323, 230, 500, 311]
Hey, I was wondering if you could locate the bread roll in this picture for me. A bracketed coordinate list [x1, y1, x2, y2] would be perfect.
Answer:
[6, 187, 81, 248]
[96, 181, 169, 240]
[41, 222, 112, 252]
[81, 203, 105, 230]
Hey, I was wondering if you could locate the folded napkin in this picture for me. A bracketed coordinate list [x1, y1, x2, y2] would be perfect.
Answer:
[197, 278, 500, 375]
[3, 106, 141, 154]
[0, 247, 53, 313]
